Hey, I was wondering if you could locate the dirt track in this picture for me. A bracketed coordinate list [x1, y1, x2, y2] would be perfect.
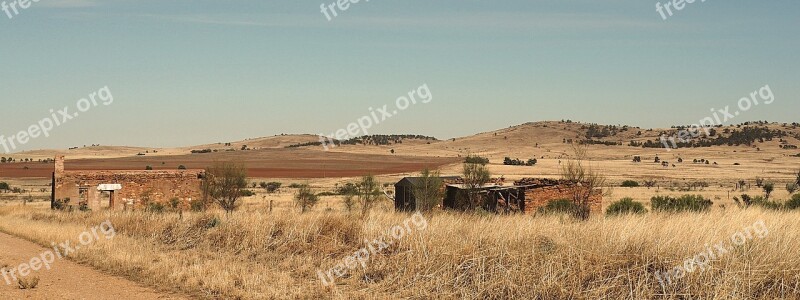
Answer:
[0, 231, 185, 300]
[0, 148, 460, 178]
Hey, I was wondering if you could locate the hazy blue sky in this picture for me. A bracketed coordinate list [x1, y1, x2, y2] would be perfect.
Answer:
[1, 0, 798, 152]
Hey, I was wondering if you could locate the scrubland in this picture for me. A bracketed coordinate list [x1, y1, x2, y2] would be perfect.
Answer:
[0, 203, 798, 299]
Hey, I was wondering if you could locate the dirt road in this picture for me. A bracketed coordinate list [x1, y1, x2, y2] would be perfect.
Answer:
[0, 231, 186, 300]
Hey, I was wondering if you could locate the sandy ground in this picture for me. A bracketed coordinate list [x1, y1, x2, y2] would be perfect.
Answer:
[0, 231, 186, 300]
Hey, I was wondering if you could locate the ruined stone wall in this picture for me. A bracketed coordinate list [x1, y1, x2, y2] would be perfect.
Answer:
[523, 185, 603, 214]
[52, 156, 205, 210]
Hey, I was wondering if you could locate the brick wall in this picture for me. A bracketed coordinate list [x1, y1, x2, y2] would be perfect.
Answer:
[523, 185, 603, 214]
[52, 156, 205, 210]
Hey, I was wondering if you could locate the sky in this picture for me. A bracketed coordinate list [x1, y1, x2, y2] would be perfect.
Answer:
[1, 0, 798, 152]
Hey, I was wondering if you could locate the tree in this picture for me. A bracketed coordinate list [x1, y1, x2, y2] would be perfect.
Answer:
[412, 168, 445, 212]
[786, 183, 798, 195]
[356, 175, 382, 217]
[177, 165, 187, 170]
[145, 165, 153, 170]
[294, 184, 319, 213]
[461, 162, 491, 210]
[561, 143, 606, 220]
[763, 182, 775, 200]
[202, 162, 248, 213]
[796, 169, 800, 186]
[1, 157, 6, 163]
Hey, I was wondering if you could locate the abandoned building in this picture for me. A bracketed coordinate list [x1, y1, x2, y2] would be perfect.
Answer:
[51, 156, 205, 210]
[394, 176, 461, 211]
[396, 176, 603, 214]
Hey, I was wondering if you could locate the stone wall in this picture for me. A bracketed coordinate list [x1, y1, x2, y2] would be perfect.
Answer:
[52, 156, 205, 211]
[522, 185, 603, 214]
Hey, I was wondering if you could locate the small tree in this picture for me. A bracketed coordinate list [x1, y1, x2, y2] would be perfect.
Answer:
[461, 162, 491, 210]
[294, 184, 319, 213]
[357, 175, 382, 217]
[145, 165, 153, 170]
[561, 144, 606, 220]
[763, 182, 775, 200]
[177, 165, 187, 170]
[412, 168, 445, 212]
[787, 183, 799, 195]
[203, 162, 248, 213]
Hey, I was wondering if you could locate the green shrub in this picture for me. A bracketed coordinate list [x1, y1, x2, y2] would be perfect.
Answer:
[239, 189, 255, 197]
[146, 202, 165, 213]
[786, 194, 800, 210]
[606, 198, 647, 216]
[734, 194, 783, 210]
[177, 165, 187, 170]
[0, 182, 9, 191]
[537, 199, 576, 215]
[651, 195, 713, 213]
[621, 180, 639, 188]
[464, 155, 490, 165]
[189, 199, 206, 212]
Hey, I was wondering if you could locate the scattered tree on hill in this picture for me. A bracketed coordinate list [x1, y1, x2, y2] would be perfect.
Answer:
[412, 168, 445, 212]
[294, 184, 319, 213]
[202, 162, 248, 214]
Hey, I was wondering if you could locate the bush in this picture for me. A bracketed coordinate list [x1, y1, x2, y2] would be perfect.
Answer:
[0, 182, 9, 191]
[146, 202, 165, 213]
[464, 155, 489, 165]
[606, 198, 647, 216]
[621, 180, 639, 188]
[239, 189, 255, 197]
[189, 199, 206, 212]
[178, 165, 187, 170]
[537, 199, 576, 215]
[145, 165, 153, 170]
[651, 195, 713, 213]
[786, 194, 800, 210]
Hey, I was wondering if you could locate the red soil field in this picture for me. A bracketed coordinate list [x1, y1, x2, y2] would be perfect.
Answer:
[0, 149, 460, 179]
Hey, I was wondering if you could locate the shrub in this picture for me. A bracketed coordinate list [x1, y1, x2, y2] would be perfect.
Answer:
[0, 182, 9, 191]
[537, 199, 576, 215]
[786, 194, 800, 210]
[464, 155, 489, 165]
[651, 195, 713, 213]
[145, 165, 153, 170]
[786, 183, 799, 195]
[147, 202, 165, 213]
[606, 198, 647, 216]
[239, 189, 255, 197]
[178, 165, 187, 170]
[189, 199, 206, 212]
[734, 194, 783, 210]
[621, 180, 639, 188]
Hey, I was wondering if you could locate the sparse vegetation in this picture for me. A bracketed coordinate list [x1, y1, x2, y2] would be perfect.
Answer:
[294, 184, 319, 213]
[411, 168, 444, 212]
[606, 198, 647, 216]
[202, 162, 248, 213]
[651, 195, 713, 213]
[621, 180, 639, 188]
[536, 199, 576, 215]
[464, 155, 489, 165]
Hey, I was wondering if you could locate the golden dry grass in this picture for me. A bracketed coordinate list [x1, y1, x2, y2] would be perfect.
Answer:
[0, 205, 798, 299]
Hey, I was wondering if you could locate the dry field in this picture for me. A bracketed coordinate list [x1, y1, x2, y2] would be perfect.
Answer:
[0, 201, 798, 299]
[1, 121, 799, 299]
